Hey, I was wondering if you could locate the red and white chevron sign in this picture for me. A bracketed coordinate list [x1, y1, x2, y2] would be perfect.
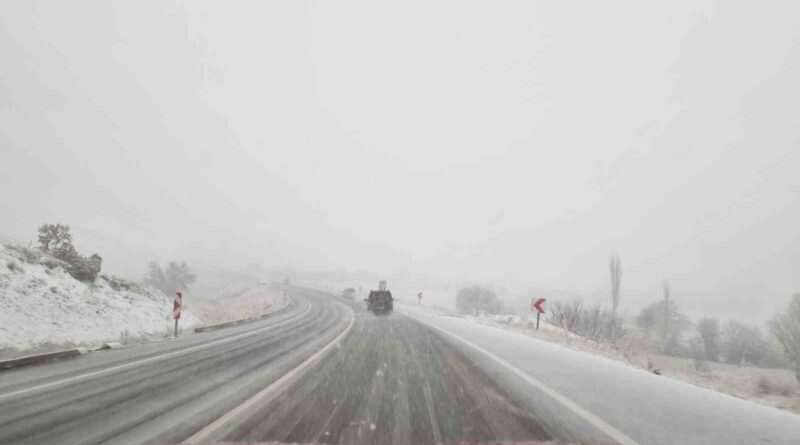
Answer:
[173, 292, 182, 320]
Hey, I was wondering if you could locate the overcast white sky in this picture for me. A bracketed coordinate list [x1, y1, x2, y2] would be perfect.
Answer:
[1, 1, 799, 318]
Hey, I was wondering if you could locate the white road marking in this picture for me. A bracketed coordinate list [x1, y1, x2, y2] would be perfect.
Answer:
[0, 300, 312, 402]
[413, 316, 642, 445]
[184, 306, 356, 443]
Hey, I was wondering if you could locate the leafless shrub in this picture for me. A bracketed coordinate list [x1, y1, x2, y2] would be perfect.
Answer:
[723, 320, 768, 366]
[546, 300, 626, 342]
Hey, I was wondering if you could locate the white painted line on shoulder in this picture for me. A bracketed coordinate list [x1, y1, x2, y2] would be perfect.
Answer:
[184, 306, 356, 443]
[0, 300, 312, 402]
[414, 316, 642, 445]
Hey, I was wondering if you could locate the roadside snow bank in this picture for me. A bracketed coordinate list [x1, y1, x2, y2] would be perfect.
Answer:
[0, 240, 200, 353]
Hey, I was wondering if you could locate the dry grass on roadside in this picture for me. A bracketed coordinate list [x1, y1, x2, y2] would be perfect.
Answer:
[489, 316, 800, 414]
[192, 289, 285, 326]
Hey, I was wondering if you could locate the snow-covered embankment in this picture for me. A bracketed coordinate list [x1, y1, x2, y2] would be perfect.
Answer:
[0, 240, 200, 354]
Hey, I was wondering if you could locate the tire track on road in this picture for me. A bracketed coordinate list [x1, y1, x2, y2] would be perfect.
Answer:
[0, 292, 348, 445]
[226, 313, 554, 444]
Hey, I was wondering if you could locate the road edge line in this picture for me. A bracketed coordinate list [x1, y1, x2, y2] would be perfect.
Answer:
[0, 300, 312, 402]
[413, 316, 642, 445]
[183, 305, 356, 444]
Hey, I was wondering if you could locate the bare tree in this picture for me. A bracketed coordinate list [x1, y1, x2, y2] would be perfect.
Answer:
[772, 293, 800, 380]
[695, 317, 721, 361]
[144, 261, 196, 296]
[143, 261, 166, 292]
[723, 320, 768, 366]
[609, 253, 622, 313]
[636, 299, 691, 355]
[165, 261, 197, 294]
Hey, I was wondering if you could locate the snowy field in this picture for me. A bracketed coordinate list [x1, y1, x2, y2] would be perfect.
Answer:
[0, 240, 200, 355]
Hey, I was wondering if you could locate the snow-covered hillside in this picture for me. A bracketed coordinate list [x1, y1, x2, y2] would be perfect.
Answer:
[0, 240, 200, 352]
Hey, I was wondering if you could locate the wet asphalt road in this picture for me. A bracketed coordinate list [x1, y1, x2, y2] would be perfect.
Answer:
[5, 290, 799, 445]
[223, 311, 554, 444]
[0, 289, 350, 445]
[0, 290, 605, 445]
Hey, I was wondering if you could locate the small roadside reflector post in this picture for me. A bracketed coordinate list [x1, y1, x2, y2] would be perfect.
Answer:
[173, 291, 182, 337]
[532, 298, 546, 330]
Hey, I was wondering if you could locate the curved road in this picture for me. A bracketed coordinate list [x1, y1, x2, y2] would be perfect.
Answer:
[0, 289, 351, 445]
[0, 290, 598, 445]
[3, 289, 800, 445]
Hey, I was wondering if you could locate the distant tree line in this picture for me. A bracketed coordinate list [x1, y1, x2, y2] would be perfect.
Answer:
[508, 251, 800, 380]
[600, 254, 792, 372]
[688, 318, 771, 366]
